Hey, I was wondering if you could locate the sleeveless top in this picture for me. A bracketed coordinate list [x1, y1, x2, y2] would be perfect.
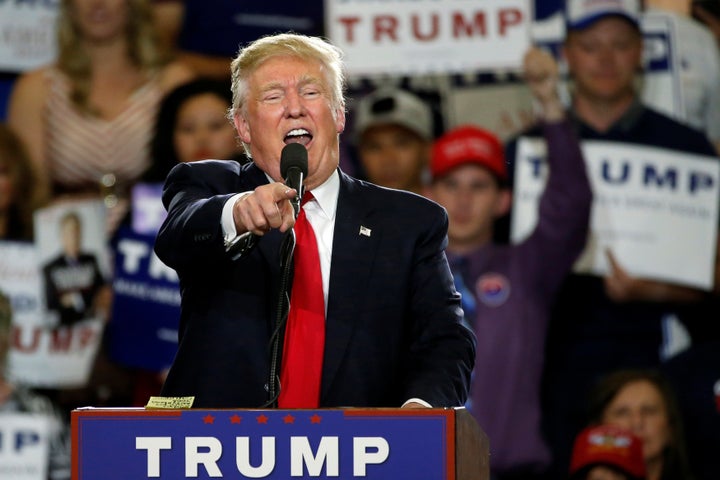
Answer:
[44, 68, 163, 232]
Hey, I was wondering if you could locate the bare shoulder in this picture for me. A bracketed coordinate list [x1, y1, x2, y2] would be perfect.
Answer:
[8, 65, 54, 122]
[158, 60, 196, 93]
[11, 65, 53, 97]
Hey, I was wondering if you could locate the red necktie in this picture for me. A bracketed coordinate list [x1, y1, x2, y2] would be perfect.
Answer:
[278, 193, 325, 408]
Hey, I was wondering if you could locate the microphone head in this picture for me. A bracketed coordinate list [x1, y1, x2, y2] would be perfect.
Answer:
[280, 143, 308, 178]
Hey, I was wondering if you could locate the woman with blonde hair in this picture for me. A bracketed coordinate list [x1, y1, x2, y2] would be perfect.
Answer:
[7, 0, 193, 233]
[0, 123, 48, 240]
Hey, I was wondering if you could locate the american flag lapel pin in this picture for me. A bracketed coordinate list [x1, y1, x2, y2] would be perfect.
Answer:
[359, 226, 372, 237]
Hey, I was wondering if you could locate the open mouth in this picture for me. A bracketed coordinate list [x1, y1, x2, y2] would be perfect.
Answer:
[284, 128, 313, 146]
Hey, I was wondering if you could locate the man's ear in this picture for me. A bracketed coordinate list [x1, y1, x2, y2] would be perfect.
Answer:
[335, 108, 346, 134]
[234, 114, 251, 144]
[494, 188, 512, 218]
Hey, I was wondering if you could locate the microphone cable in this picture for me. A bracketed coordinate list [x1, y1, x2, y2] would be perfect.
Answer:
[260, 228, 295, 408]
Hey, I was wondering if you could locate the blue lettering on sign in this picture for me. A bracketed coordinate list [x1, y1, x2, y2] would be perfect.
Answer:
[599, 159, 714, 194]
[690, 171, 715, 194]
[643, 165, 677, 189]
[601, 159, 631, 184]
[643, 32, 671, 72]
[0, 430, 40, 452]
[528, 154, 715, 195]
[15, 430, 39, 451]
[527, 155, 545, 178]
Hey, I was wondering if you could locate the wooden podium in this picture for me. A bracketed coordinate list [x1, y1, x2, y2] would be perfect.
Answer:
[72, 407, 488, 479]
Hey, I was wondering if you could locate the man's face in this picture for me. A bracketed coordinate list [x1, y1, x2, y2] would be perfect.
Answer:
[358, 124, 429, 193]
[234, 55, 346, 190]
[564, 17, 643, 104]
[429, 164, 509, 252]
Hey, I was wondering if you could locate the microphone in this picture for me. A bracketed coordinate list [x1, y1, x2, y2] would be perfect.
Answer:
[280, 143, 308, 219]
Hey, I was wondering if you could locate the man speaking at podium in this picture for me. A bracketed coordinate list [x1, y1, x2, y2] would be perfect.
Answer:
[154, 33, 475, 410]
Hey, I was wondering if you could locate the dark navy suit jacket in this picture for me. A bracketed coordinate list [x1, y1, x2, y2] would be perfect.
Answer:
[155, 160, 475, 408]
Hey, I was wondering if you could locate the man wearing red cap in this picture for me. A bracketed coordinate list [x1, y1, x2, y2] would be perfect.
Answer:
[427, 47, 593, 480]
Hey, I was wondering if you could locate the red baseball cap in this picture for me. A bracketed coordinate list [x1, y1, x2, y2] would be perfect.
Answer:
[430, 125, 507, 181]
[569, 424, 646, 480]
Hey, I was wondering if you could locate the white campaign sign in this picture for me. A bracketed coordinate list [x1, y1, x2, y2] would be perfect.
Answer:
[0, 1, 58, 71]
[0, 241, 105, 387]
[326, 0, 532, 77]
[0, 414, 51, 480]
[511, 138, 720, 290]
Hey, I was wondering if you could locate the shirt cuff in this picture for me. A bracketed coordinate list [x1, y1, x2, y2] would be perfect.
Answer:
[402, 398, 432, 408]
[221, 192, 250, 243]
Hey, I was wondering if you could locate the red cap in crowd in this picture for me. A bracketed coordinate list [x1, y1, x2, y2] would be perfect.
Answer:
[569, 424, 646, 480]
[430, 125, 507, 181]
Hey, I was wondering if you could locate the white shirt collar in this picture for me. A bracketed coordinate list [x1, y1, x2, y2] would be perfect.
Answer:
[306, 169, 339, 222]
[263, 168, 339, 221]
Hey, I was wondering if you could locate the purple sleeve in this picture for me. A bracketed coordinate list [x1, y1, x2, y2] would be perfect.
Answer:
[515, 119, 593, 297]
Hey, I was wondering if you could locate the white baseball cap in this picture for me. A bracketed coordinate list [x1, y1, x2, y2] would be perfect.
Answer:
[566, 0, 640, 31]
[353, 88, 433, 142]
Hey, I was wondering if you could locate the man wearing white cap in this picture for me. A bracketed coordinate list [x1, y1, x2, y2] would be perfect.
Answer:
[353, 87, 434, 195]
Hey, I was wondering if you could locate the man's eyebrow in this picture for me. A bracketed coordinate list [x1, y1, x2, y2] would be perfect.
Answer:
[298, 75, 323, 87]
[258, 75, 323, 94]
[259, 81, 284, 94]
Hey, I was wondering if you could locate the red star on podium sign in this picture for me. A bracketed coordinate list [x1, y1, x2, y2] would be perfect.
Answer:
[202, 414, 215, 424]
[283, 414, 295, 424]
[256, 414, 269, 424]
[230, 414, 242, 424]
[310, 414, 322, 424]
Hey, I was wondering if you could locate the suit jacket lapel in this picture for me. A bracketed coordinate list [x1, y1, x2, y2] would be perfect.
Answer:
[321, 172, 381, 400]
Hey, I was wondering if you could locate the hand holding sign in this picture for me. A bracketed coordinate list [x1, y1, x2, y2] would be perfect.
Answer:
[603, 248, 637, 303]
[604, 248, 706, 304]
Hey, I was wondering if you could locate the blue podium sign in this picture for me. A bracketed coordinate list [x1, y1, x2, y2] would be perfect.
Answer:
[72, 408, 455, 479]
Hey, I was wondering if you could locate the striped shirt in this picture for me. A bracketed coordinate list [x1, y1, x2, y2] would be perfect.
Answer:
[44, 69, 163, 232]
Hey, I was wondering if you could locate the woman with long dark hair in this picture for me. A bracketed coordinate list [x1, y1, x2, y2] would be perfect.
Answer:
[585, 369, 694, 480]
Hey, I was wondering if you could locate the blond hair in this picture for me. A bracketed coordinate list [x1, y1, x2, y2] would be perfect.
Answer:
[56, 0, 166, 115]
[229, 33, 346, 120]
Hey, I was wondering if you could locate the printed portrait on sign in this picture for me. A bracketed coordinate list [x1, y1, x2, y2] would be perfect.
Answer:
[34, 201, 110, 328]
